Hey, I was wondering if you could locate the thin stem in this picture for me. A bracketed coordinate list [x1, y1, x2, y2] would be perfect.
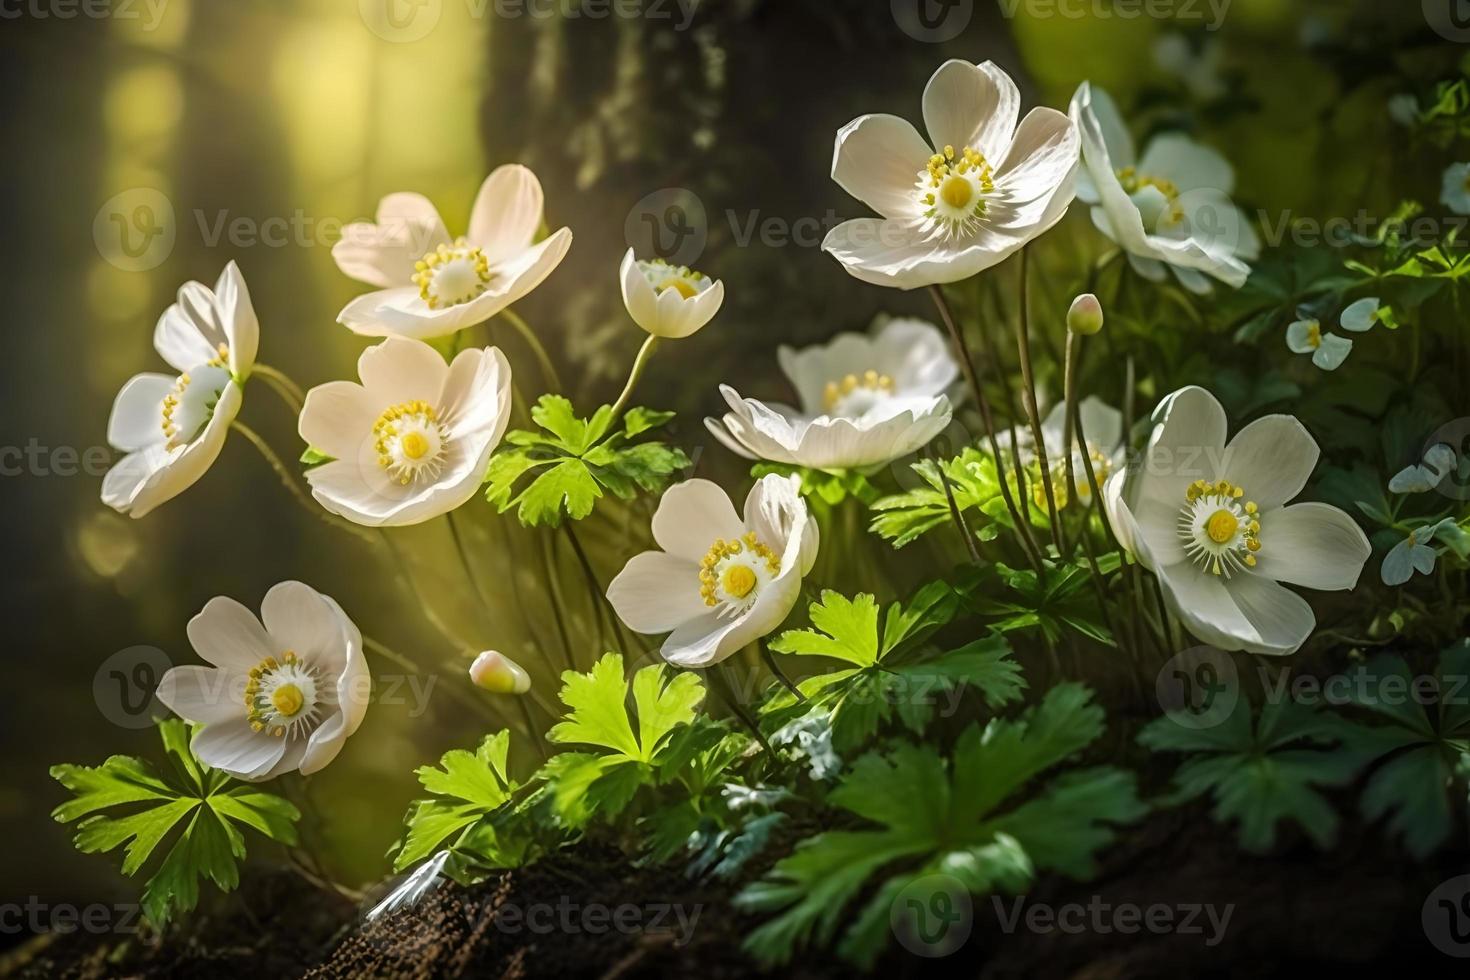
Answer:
[977, 278, 1035, 529]
[518, 697, 550, 761]
[378, 530, 476, 652]
[561, 522, 611, 653]
[608, 335, 660, 424]
[538, 532, 578, 673]
[447, 510, 494, 630]
[758, 641, 806, 703]
[929, 445, 981, 563]
[1015, 249, 1063, 554]
[707, 664, 772, 755]
[231, 421, 376, 543]
[928, 284, 1043, 572]
[252, 363, 306, 411]
[1061, 330, 1080, 541]
[496, 308, 562, 393]
[361, 634, 500, 725]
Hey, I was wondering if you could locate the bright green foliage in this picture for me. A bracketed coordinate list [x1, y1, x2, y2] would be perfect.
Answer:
[750, 462, 880, 507]
[1139, 697, 1358, 853]
[870, 448, 1004, 549]
[768, 586, 1024, 751]
[1333, 643, 1470, 859]
[964, 558, 1120, 646]
[544, 653, 706, 827]
[50, 719, 300, 927]
[395, 730, 529, 871]
[485, 396, 689, 526]
[737, 684, 1143, 967]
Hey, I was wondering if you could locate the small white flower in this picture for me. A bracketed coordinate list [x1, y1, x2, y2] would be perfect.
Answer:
[1389, 442, 1458, 494]
[1286, 317, 1353, 371]
[156, 581, 369, 781]
[1380, 519, 1456, 587]
[822, 59, 1079, 290]
[103, 262, 259, 519]
[706, 318, 956, 469]
[1388, 93, 1419, 128]
[1102, 386, 1370, 656]
[607, 474, 819, 668]
[468, 650, 531, 694]
[1339, 297, 1383, 333]
[333, 165, 573, 340]
[298, 337, 512, 527]
[1007, 397, 1125, 507]
[1070, 83, 1259, 294]
[619, 249, 725, 339]
[1442, 163, 1470, 216]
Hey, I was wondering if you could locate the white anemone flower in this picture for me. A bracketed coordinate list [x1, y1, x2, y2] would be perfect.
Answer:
[1102, 386, 1370, 656]
[1285, 317, 1353, 371]
[298, 337, 512, 527]
[607, 474, 819, 668]
[1442, 163, 1470, 216]
[822, 59, 1079, 290]
[706, 318, 956, 469]
[620, 249, 725, 338]
[156, 581, 369, 781]
[1005, 397, 1125, 507]
[333, 165, 572, 340]
[1070, 83, 1259, 294]
[103, 262, 259, 519]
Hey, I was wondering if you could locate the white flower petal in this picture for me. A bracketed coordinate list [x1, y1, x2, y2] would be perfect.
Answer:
[214, 261, 259, 376]
[744, 473, 818, 575]
[1132, 385, 1228, 512]
[357, 336, 450, 405]
[190, 718, 288, 782]
[440, 346, 513, 440]
[102, 381, 242, 518]
[187, 596, 275, 670]
[107, 373, 174, 452]
[607, 551, 707, 633]
[1159, 563, 1314, 656]
[156, 665, 241, 725]
[468, 165, 546, 265]
[261, 581, 348, 663]
[831, 113, 933, 220]
[922, 60, 1019, 166]
[1311, 332, 1353, 371]
[1221, 414, 1318, 510]
[1285, 319, 1318, 354]
[297, 381, 378, 461]
[651, 479, 745, 562]
[332, 192, 449, 288]
[993, 106, 1080, 217]
[1137, 132, 1234, 195]
[1223, 573, 1317, 657]
[1251, 502, 1369, 591]
[620, 249, 659, 332]
[1339, 297, 1380, 332]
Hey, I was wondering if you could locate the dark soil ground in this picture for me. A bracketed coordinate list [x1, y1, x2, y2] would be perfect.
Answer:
[5, 796, 1466, 980]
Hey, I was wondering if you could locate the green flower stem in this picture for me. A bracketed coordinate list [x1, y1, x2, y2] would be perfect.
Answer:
[446, 510, 495, 630]
[928, 445, 981, 564]
[1015, 248, 1063, 555]
[927, 284, 1044, 572]
[1061, 330, 1080, 527]
[757, 640, 806, 703]
[706, 663, 772, 755]
[975, 278, 1037, 531]
[252, 363, 306, 412]
[231, 420, 376, 543]
[361, 634, 501, 726]
[608, 334, 660, 426]
[496, 307, 562, 393]
[538, 532, 578, 673]
[560, 522, 612, 653]
[377, 529, 477, 654]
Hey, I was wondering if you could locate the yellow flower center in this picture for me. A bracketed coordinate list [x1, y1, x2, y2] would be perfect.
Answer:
[244, 651, 322, 738]
[412, 239, 492, 310]
[699, 532, 781, 609]
[1178, 479, 1263, 577]
[822, 370, 896, 414]
[721, 565, 757, 599]
[1117, 166, 1185, 226]
[1205, 509, 1239, 544]
[917, 144, 994, 238]
[271, 683, 304, 717]
[158, 351, 232, 451]
[639, 259, 708, 300]
[374, 400, 448, 485]
[1305, 321, 1323, 349]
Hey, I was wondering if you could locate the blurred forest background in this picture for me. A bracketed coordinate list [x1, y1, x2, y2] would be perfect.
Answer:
[0, 0, 1437, 922]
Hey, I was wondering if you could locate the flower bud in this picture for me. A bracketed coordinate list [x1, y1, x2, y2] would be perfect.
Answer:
[1067, 293, 1104, 336]
[468, 651, 531, 695]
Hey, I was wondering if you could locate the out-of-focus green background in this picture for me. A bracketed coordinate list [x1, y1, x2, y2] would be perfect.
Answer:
[0, 0, 1423, 917]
